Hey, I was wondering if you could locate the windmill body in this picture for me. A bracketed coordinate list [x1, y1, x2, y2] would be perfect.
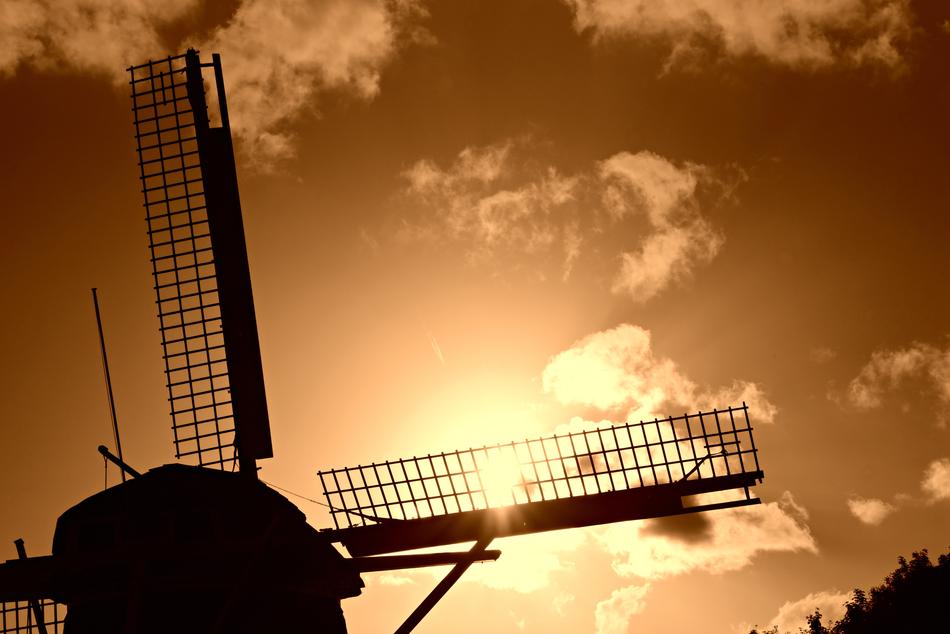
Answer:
[51, 464, 360, 632]
[0, 49, 767, 634]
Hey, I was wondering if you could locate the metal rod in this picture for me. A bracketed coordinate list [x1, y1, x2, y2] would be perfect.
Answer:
[13, 539, 48, 634]
[350, 549, 501, 573]
[98, 445, 142, 479]
[92, 288, 126, 483]
[211, 54, 232, 132]
[394, 536, 493, 634]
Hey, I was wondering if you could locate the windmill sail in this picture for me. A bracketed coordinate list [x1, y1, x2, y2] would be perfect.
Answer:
[320, 404, 763, 556]
[128, 51, 271, 473]
[0, 599, 65, 633]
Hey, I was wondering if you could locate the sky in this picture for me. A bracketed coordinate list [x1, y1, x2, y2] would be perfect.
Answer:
[1, 0, 949, 632]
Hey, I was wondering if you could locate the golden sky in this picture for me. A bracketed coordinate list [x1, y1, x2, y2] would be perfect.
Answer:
[2, 0, 949, 632]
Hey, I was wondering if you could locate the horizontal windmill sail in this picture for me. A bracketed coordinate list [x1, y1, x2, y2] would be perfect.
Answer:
[128, 51, 271, 473]
[319, 404, 763, 556]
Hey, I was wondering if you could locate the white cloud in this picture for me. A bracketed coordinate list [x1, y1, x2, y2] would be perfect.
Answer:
[844, 339, 950, 423]
[847, 496, 895, 525]
[597, 491, 816, 580]
[0, 0, 424, 170]
[202, 0, 425, 169]
[459, 530, 588, 593]
[542, 324, 776, 422]
[700, 380, 779, 424]
[595, 584, 650, 634]
[374, 572, 414, 586]
[553, 592, 576, 615]
[0, 0, 198, 78]
[766, 589, 850, 633]
[810, 346, 837, 364]
[401, 141, 581, 267]
[921, 458, 950, 502]
[370, 531, 586, 594]
[399, 142, 737, 302]
[602, 151, 724, 300]
[563, 0, 912, 70]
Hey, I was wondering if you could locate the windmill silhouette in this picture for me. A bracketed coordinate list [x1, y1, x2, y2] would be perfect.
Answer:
[0, 50, 766, 633]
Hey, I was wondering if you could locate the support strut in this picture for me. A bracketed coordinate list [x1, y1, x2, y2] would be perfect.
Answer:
[14, 539, 47, 634]
[394, 536, 494, 634]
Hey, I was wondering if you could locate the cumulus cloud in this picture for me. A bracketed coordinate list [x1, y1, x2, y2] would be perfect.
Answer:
[370, 531, 587, 594]
[597, 491, 816, 579]
[542, 324, 776, 422]
[700, 380, 779, 424]
[810, 346, 837, 364]
[374, 572, 414, 586]
[599, 152, 724, 299]
[595, 584, 650, 634]
[553, 592, 576, 615]
[563, 0, 912, 70]
[0, 0, 198, 78]
[847, 496, 895, 525]
[844, 339, 950, 423]
[400, 141, 582, 272]
[1, 0, 424, 169]
[202, 0, 425, 168]
[921, 458, 950, 502]
[399, 142, 737, 302]
[460, 531, 588, 593]
[765, 589, 851, 633]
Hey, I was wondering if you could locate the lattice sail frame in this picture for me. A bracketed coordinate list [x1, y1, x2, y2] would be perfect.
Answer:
[129, 54, 235, 469]
[319, 404, 760, 530]
[0, 600, 65, 634]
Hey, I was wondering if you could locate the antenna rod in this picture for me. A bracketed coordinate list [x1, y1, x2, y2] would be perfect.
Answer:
[92, 288, 126, 483]
[98, 445, 141, 479]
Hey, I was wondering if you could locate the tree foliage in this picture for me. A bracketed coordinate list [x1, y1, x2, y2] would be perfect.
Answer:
[748, 548, 950, 634]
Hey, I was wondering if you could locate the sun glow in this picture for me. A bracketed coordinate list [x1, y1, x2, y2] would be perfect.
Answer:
[477, 451, 531, 507]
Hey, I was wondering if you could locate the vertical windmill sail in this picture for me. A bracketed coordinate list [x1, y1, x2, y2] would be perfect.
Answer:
[0, 599, 64, 633]
[320, 404, 763, 556]
[128, 50, 272, 474]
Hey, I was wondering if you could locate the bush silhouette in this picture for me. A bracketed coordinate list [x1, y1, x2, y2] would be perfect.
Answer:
[748, 548, 950, 634]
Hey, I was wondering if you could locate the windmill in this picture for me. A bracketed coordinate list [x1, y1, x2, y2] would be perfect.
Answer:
[0, 50, 765, 633]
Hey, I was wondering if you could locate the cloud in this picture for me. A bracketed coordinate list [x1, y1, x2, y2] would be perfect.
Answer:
[601, 151, 725, 300]
[563, 0, 912, 70]
[597, 491, 816, 580]
[202, 0, 425, 169]
[398, 142, 737, 302]
[374, 572, 414, 586]
[553, 592, 576, 615]
[847, 496, 895, 525]
[765, 589, 851, 633]
[921, 458, 950, 502]
[1, 0, 425, 170]
[541, 324, 776, 422]
[459, 530, 588, 593]
[810, 346, 837, 364]
[0, 0, 198, 78]
[700, 380, 779, 424]
[844, 339, 950, 423]
[400, 140, 582, 272]
[595, 584, 651, 634]
[368, 530, 587, 594]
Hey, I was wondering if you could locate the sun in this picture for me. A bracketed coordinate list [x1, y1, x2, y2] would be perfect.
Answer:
[477, 450, 530, 508]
